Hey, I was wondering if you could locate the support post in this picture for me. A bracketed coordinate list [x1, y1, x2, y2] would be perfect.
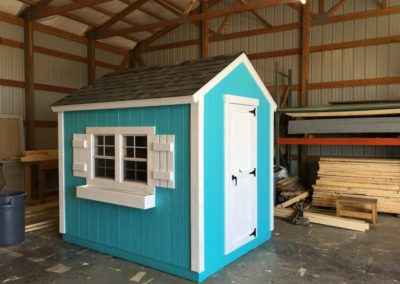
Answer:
[24, 19, 34, 150]
[87, 38, 96, 84]
[300, 0, 310, 107]
[200, 0, 209, 58]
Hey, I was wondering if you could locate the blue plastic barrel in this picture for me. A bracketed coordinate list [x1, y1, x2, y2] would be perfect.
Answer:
[0, 192, 26, 246]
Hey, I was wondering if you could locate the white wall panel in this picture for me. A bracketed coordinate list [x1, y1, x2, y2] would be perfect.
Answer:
[0, 22, 23, 41]
[0, 45, 24, 81]
[0, 86, 24, 117]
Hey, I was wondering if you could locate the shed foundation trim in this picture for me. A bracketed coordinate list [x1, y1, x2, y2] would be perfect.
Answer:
[76, 185, 156, 209]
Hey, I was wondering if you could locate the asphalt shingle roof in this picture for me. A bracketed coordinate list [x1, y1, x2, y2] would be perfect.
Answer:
[53, 53, 241, 106]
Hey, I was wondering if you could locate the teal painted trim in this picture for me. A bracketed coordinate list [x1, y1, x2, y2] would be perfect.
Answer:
[63, 105, 192, 273]
[64, 234, 201, 282]
[202, 62, 273, 279]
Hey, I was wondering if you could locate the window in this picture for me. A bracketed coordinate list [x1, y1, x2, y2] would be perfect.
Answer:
[73, 127, 175, 209]
[123, 136, 147, 183]
[94, 135, 115, 179]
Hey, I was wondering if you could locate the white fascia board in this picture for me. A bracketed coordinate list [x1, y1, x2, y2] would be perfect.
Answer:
[51, 96, 196, 113]
[193, 53, 277, 111]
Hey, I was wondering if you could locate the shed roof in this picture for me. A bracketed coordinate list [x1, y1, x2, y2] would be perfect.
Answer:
[53, 53, 241, 106]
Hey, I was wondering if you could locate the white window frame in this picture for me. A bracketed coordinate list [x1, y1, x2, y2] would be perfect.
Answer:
[86, 127, 156, 196]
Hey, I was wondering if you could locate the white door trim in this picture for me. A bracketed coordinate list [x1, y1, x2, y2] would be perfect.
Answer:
[190, 98, 204, 272]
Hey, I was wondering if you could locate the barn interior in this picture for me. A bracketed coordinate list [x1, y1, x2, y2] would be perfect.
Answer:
[0, 0, 400, 283]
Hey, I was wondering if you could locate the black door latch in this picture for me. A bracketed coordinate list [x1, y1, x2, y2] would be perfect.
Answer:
[250, 228, 257, 237]
[249, 168, 256, 176]
[232, 175, 238, 186]
[249, 108, 256, 116]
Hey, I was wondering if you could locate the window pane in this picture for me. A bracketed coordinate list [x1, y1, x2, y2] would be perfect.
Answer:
[126, 147, 135, 158]
[105, 135, 115, 146]
[135, 148, 147, 159]
[126, 136, 134, 147]
[135, 136, 147, 147]
[96, 136, 104, 145]
[95, 158, 115, 179]
[96, 146, 104, 156]
[105, 146, 115, 157]
[124, 161, 147, 183]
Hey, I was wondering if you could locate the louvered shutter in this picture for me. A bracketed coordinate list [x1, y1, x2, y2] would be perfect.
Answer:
[151, 135, 175, 189]
[72, 134, 89, 178]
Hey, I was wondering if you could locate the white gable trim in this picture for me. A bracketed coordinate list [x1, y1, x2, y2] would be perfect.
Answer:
[51, 96, 196, 112]
[193, 53, 277, 111]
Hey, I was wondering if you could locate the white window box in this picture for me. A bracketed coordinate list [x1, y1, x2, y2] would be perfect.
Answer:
[76, 185, 155, 209]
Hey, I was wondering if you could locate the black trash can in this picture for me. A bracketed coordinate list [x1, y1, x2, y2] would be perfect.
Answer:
[0, 192, 26, 246]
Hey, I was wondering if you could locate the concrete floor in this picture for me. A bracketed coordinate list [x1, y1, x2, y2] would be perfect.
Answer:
[1, 216, 400, 284]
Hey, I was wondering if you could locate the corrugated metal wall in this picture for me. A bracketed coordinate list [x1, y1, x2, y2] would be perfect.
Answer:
[0, 22, 122, 149]
[142, 0, 400, 160]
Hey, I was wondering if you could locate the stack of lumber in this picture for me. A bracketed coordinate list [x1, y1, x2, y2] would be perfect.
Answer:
[276, 177, 306, 197]
[313, 157, 400, 214]
[25, 200, 58, 233]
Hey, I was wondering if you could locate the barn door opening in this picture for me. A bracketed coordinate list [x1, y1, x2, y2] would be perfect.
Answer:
[224, 96, 258, 255]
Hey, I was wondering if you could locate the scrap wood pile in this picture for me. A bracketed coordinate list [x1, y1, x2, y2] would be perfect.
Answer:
[25, 200, 58, 233]
[275, 176, 370, 232]
[313, 157, 400, 214]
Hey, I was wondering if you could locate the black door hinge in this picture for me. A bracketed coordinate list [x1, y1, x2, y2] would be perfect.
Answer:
[250, 228, 257, 237]
[232, 175, 238, 186]
[249, 168, 256, 177]
[249, 108, 256, 116]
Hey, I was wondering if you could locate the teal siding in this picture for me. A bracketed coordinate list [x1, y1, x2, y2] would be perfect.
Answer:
[63, 105, 195, 279]
[200, 63, 273, 281]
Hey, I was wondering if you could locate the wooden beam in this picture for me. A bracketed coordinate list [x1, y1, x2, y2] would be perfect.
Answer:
[300, 0, 310, 106]
[0, 78, 77, 94]
[24, 19, 35, 150]
[87, 38, 96, 84]
[117, 0, 167, 21]
[0, 36, 120, 70]
[287, 3, 302, 13]
[238, 0, 272, 27]
[200, 0, 209, 58]
[154, 0, 184, 16]
[278, 137, 400, 147]
[29, 0, 113, 20]
[326, 0, 347, 16]
[88, 0, 150, 37]
[20, 0, 53, 19]
[217, 15, 230, 34]
[308, 76, 400, 90]
[319, 0, 324, 13]
[97, 0, 302, 38]
[276, 192, 309, 208]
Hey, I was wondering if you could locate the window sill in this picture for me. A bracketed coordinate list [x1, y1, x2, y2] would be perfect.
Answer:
[76, 185, 155, 209]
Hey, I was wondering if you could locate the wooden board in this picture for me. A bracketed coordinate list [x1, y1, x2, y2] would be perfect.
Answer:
[0, 115, 24, 160]
[275, 207, 370, 232]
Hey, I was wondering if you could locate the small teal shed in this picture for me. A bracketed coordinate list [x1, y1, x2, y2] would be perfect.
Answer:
[52, 53, 276, 282]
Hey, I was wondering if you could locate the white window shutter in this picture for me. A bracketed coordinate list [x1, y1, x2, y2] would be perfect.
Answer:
[73, 133, 89, 178]
[152, 135, 175, 189]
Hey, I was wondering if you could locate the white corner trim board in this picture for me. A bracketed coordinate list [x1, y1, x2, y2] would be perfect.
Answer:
[190, 99, 205, 273]
[224, 95, 259, 106]
[76, 185, 155, 209]
[269, 109, 274, 231]
[57, 112, 66, 234]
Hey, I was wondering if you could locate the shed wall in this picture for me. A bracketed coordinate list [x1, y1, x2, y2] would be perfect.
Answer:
[62, 105, 194, 279]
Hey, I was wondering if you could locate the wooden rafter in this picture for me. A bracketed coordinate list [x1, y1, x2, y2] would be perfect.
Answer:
[238, 0, 272, 28]
[27, 0, 113, 20]
[97, 0, 302, 38]
[154, 0, 185, 16]
[88, 0, 150, 37]
[89, 6, 154, 34]
[118, 0, 167, 21]
[216, 15, 230, 34]
[326, 0, 347, 16]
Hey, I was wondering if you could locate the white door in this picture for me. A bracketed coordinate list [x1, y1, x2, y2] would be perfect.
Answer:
[225, 100, 257, 255]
